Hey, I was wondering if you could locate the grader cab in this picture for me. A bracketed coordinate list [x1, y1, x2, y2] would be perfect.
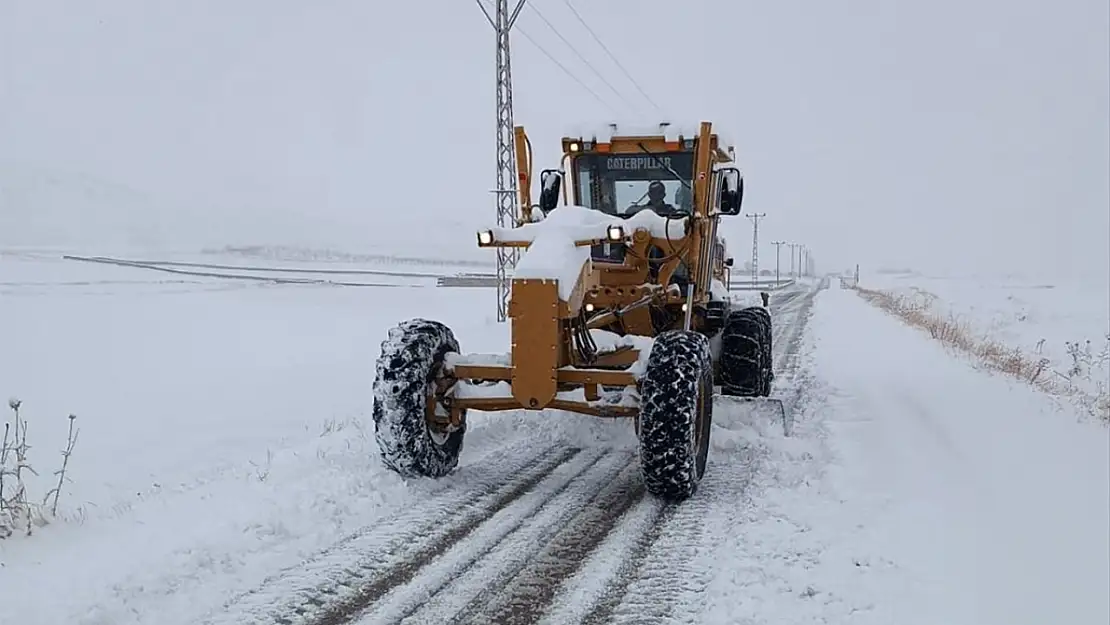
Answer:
[372, 121, 775, 501]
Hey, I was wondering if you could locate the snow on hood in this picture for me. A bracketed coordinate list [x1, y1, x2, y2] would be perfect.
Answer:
[491, 205, 687, 243]
[494, 205, 688, 300]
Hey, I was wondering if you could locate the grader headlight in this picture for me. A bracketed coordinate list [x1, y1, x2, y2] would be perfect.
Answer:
[477, 230, 495, 246]
[606, 224, 625, 241]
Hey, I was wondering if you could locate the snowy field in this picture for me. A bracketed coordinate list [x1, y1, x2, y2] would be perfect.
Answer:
[1, 255, 1107, 625]
[862, 269, 1110, 416]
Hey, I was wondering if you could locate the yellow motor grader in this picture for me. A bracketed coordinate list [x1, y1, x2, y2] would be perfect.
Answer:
[372, 121, 774, 500]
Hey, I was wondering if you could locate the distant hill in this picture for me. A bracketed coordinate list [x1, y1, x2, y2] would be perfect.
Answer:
[0, 161, 495, 264]
[0, 161, 188, 250]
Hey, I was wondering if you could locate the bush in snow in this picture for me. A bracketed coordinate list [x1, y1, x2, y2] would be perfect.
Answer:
[853, 287, 1110, 424]
[1058, 336, 1110, 421]
[0, 398, 80, 538]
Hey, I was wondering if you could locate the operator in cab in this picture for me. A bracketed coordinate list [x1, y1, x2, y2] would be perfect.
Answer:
[627, 181, 676, 216]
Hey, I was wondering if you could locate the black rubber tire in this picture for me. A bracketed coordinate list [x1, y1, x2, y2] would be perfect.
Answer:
[718, 307, 770, 397]
[638, 330, 714, 501]
[372, 318, 466, 477]
[748, 306, 774, 396]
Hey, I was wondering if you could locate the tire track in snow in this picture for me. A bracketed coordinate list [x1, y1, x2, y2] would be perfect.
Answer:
[562, 501, 678, 625]
[557, 283, 822, 625]
[566, 442, 760, 625]
[204, 442, 575, 625]
[325, 448, 616, 625]
[378, 288, 818, 625]
[435, 456, 647, 625]
[595, 496, 718, 624]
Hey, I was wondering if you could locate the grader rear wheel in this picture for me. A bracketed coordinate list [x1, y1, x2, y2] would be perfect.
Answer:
[718, 307, 772, 397]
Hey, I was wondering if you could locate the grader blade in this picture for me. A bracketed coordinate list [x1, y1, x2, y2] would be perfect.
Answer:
[715, 394, 792, 437]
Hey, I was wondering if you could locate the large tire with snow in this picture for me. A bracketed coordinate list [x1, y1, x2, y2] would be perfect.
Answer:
[751, 306, 774, 395]
[372, 318, 465, 477]
[638, 330, 714, 501]
[718, 307, 772, 397]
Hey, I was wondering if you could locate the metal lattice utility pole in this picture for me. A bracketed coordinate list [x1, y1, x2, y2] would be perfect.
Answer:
[745, 213, 766, 285]
[477, 0, 527, 322]
[771, 240, 787, 285]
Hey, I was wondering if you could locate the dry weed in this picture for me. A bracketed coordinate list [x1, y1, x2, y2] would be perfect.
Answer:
[853, 287, 1109, 423]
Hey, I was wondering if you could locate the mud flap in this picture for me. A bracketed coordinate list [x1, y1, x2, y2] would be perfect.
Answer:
[714, 393, 792, 437]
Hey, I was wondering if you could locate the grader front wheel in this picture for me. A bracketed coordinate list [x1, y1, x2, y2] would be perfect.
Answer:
[372, 318, 466, 477]
[638, 330, 715, 501]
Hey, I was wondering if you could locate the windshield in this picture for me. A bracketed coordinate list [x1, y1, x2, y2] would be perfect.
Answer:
[574, 152, 695, 217]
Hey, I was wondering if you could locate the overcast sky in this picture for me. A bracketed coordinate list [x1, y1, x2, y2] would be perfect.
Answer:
[1, 0, 1106, 284]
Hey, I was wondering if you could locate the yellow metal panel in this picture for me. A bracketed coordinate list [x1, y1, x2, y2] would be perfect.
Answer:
[510, 279, 560, 409]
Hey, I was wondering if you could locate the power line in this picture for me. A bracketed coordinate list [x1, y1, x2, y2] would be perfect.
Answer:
[515, 26, 618, 114]
[525, 2, 640, 113]
[480, 0, 617, 113]
[560, 0, 665, 114]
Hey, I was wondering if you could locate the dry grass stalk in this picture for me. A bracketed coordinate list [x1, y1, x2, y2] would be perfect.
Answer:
[852, 287, 1109, 423]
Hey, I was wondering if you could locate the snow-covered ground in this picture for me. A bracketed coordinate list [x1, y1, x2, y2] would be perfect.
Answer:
[742, 283, 1109, 624]
[0, 251, 513, 620]
[863, 269, 1110, 415]
[0, 251, 504, 515]
[1, 256, 1106, 624]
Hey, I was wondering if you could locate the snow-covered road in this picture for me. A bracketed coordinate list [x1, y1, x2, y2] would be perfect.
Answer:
[185, 283, 817, 625]
[789, 284, 1109, 625]
[1, 255, 1105, 625]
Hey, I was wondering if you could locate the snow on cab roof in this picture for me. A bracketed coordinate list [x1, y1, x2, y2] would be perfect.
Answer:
[563, 121, 736, 150]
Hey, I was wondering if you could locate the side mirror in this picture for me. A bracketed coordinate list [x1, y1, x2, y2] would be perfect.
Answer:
[725, 257, 734, 267]
[538, 169, 562, 214]
[717, 168, 743, 215]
